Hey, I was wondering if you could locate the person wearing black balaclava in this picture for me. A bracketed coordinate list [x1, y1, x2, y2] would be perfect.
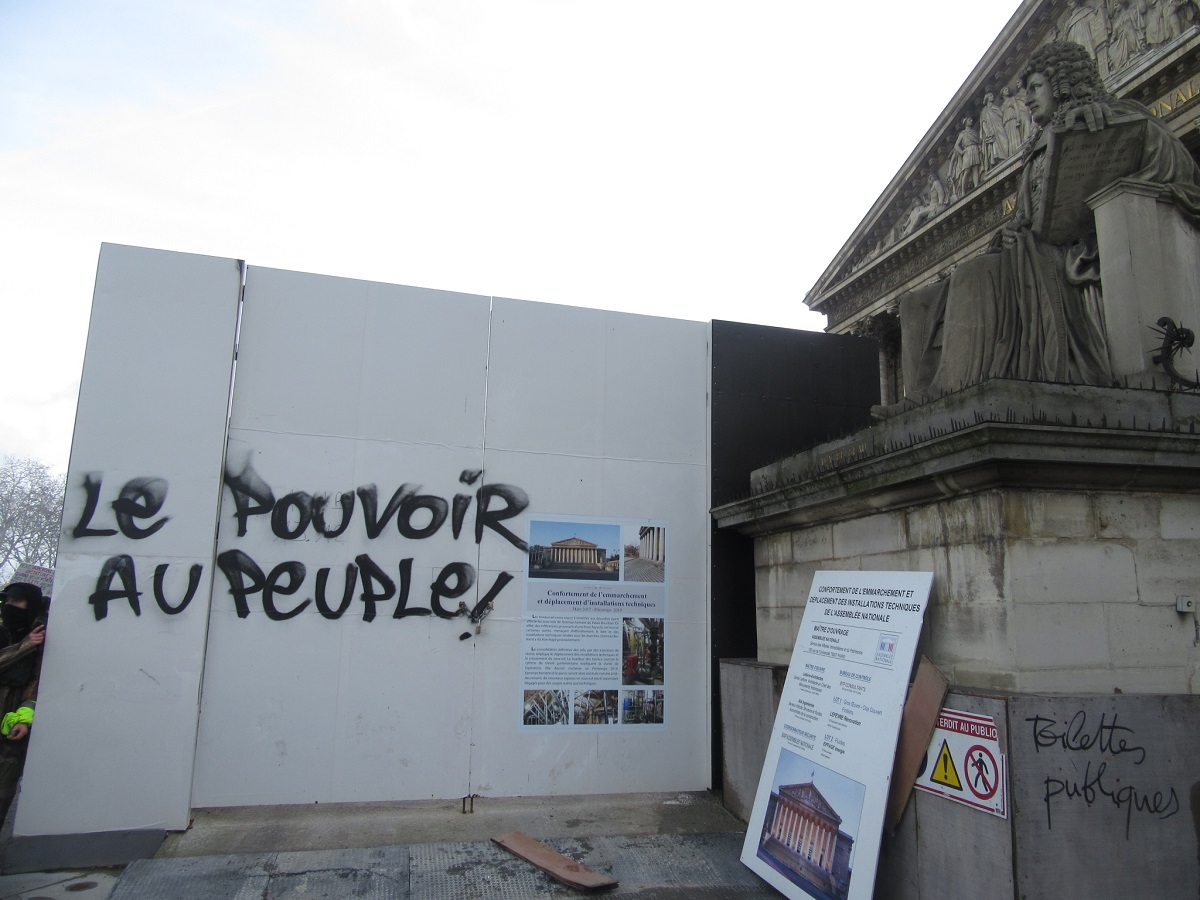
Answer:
[0, 582, 47, 826]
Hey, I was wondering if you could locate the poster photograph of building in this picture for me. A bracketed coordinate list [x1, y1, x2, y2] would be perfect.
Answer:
[757, 749, 863, 900]
[528, 520, 620, 581]
[521, 516, 668, 732]
[623, 523, 666, 583]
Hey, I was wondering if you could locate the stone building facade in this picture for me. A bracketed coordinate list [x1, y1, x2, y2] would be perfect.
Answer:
[760, 781, 853, 900]
[806, 0, 1200, 404]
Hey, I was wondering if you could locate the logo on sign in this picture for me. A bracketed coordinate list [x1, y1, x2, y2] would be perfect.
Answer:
[874, 632, 898, 666]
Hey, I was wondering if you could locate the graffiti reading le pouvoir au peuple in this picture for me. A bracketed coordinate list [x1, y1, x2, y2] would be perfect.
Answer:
[71, 462, 530, 624]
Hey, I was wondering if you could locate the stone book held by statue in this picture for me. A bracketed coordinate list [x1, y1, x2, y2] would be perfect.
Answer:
[1035, 115, 1147, 245]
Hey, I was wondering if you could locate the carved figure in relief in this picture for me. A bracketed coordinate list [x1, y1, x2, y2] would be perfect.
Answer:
[1108, 0, 1147, 71]
[1166, 0, 1198, 37]
[1000, 87, 1030, 152]
[881, 42, 1200, 415]
[900, 173, 950, 237]
[950, 117, 983, 196]
[1061, 0, 1102, 58]
[1145, 0, 1171, 44]
[978, 91, 1011, 167]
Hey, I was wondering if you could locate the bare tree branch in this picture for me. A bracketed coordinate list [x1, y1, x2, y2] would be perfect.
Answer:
[0, 456, 66, 583]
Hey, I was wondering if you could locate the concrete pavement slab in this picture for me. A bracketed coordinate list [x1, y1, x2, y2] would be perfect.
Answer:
[0, 868, 119, 899]
[111, 834, 779, 899]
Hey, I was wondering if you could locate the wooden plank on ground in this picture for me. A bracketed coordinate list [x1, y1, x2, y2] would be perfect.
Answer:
[492, 830, 618, 891]
[885, 655, 949, 835]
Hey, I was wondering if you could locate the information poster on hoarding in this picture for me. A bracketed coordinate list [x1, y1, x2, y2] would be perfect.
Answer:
[520, 515, 668, 731]
[741, 570, 932, 900]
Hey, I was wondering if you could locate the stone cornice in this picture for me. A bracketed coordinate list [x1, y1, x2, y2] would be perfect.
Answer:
[711, 381, 1200, 536]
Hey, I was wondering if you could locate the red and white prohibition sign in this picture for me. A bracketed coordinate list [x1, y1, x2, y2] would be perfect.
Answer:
[964, 744, 999, 800]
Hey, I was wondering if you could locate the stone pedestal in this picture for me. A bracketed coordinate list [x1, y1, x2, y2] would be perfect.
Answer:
[713, 380, 1200, 694]
[1090, 178, 1200, 385]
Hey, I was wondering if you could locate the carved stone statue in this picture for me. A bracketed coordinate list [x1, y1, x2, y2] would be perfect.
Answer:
[950, 117, 983, 196]
[900, 173, 950, 236]
[978, 91, 1011, 168]
[1146, 0, 1171, 45]
[1108, 0, 1146, 72]
[1061, 0, 1102, 59]
[1000, 86, 1029, 153]
[881, 42, 1200, 416]
[1167, 0, 1198, 37]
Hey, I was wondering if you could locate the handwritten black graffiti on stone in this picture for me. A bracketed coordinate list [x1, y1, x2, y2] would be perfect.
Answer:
[1026, 709, 1180, 838]
[72, 467, 528, 624]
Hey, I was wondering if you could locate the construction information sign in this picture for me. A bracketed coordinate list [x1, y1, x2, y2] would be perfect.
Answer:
[741, 570, 932, 900]
[519, 515, 668, 732]
[913, 708, 1008, 818]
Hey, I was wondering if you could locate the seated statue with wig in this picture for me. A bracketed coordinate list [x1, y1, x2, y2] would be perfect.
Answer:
[888, 41, 1200, 415]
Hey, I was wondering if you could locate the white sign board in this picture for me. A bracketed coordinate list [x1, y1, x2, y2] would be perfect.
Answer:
[913, 708, 1008, 818]
[521, 516, 667, 730]
[741, 570, 931, 900]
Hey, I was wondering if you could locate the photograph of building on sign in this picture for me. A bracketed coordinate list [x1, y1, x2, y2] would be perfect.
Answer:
[624, 524, 666, 583]
[528, 520, 620, 581]
[756, 749, 863, 900]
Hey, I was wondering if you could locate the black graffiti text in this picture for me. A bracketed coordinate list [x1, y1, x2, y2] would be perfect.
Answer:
[224, 463, 529, 551]
[88, 555, 204, 619]
[214, 549, 514, 623]
[1042, 759, 1180, 838]
[72, 473, 171, 540]
[1026, 711, 1147, 764]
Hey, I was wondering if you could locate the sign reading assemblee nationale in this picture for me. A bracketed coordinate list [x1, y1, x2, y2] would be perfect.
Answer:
[741, 570, 932, 900]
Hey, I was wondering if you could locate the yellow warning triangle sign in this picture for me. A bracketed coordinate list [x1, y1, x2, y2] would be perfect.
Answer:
[930, 739, 963, 791]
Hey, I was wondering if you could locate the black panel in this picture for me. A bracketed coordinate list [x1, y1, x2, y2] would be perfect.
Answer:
[708, 320, 879, 793]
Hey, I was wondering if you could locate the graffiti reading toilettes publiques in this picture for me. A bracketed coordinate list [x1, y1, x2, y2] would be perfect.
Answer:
[72, 460, 530, 624]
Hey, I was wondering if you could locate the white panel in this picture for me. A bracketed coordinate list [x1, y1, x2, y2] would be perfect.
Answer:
[486, 298, 707, 464]
[231, 269, 491, 448]
[485, 299, 609, 457]
[470, 296, 711, 797]
[17, 245, 240, 835]
[190, 269, 494, 806]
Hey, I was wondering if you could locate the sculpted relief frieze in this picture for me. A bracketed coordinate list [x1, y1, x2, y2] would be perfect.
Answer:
[825, 184, 1017, 327]
[826, 0, 1200, 325]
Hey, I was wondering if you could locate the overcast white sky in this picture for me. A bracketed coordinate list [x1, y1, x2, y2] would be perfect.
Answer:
[0, 1, 1022, 473]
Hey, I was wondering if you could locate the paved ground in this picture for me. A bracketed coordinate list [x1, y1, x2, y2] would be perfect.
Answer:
[622, 559, 664, 583]
[0, 792, 782, 899]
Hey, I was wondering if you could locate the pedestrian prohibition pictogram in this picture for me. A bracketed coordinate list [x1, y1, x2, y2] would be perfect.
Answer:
[930, 739, 962, 791]
[965, 744, 999, 800]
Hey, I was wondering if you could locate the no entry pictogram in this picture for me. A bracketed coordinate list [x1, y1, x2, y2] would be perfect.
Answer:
[965, 744, 998, 800]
